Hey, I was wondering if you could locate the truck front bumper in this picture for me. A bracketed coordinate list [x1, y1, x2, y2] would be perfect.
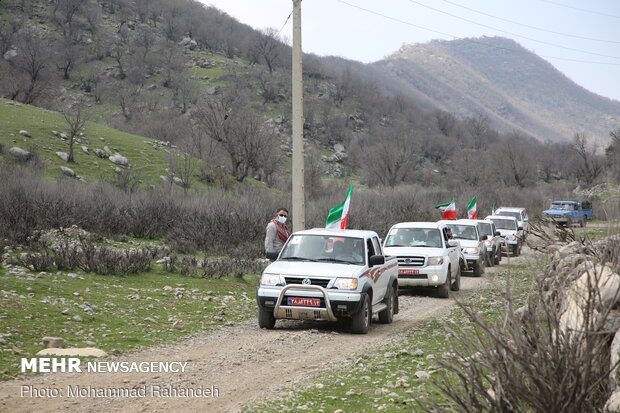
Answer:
[257, 285, 362, 320]
[396, 264, 448, 288]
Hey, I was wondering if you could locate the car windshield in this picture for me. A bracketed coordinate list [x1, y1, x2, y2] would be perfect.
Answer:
[385, 228, 443, 248]
[478, 223, 493, 236]
[446, 225, 478, 240]
[280, 235, 365, 265]
[550, 203, 573, 211]
[491, 219, 517, 230]
[497, 211, 522, 220]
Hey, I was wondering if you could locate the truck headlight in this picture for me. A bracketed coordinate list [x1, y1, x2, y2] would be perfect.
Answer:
[260, 273, 284, 286]
[333, 278, 358, 290]
[428, 256, 443, 266]
[464, 248, 479, 255]
[506, 234, 514, 241]
[484, 241, 492, 247]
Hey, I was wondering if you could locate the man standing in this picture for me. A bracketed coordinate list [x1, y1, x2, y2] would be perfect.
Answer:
[265, 208, 292, 255]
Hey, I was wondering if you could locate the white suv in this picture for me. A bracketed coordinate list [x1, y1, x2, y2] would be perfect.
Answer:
[494, 207, 528, 238]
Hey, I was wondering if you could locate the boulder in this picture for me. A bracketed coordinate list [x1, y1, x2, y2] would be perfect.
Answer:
[81, 146, 89, 154]
[42, 337, 65, 349]
[334, 143, 345, 153]
[51, 130, 59, 136]
[94, 149, 107, 159]
[605, 388, 620, 412]
[19, 130, 31, 137]
[60, 166, 76, 178]
[56, 152, 69, 162]
[109, 154, 129, 166]
[9, 147, 32, 162]
[610, 329, 620, 388]
[36, 347, 107, 357]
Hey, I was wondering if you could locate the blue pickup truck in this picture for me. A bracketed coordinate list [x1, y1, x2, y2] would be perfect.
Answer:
[543, 200, 592, 227]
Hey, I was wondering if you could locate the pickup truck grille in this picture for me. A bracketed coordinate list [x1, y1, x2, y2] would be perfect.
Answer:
[396, 256, 425, 267]
[284, 277, 330, 288]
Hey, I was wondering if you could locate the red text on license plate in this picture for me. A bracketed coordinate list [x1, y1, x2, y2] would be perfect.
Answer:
[399, 269, 420, 275]
[288, 297, 321, 307]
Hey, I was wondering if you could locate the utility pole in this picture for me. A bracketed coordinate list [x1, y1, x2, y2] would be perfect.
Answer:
[291, 0, 305, 232]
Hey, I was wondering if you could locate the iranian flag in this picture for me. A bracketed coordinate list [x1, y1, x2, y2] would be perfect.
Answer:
[467, 196, 478, 219]
[436, 198, 457, 220]
[325, 184, 353, 230]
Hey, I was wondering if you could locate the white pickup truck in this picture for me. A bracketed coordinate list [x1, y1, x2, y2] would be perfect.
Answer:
[485, 215, 524, 256]
[440, 219, 487, 277]
[383, 222, 461, 298]
[257, 229, 399, 334]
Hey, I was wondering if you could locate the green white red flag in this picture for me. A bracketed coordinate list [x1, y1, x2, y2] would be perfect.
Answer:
[325, 184, 353, 230]
[436, 198, 457, 220]
[467, 196, 478, 219]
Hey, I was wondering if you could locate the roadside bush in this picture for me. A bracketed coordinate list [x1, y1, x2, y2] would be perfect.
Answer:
[428, 241, 619, 413]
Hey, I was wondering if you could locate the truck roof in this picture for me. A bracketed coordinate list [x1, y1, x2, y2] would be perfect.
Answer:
[485, 215, 518, 222]
[439, 219, 478, 227]
[299, 228, 379, 239]
[495, 207, 526, 212]
[389, 221, 445, 229]
[551, 200, 579, 204]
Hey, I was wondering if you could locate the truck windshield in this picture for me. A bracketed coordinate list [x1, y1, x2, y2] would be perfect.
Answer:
[385, 228, 443, 248]
[497, 211, 521, 220]
[550, 203, 573, 211]
[446, 225, 478, 240]
[280, 235, 365, 265]
[478, 223, 493, 236]
[491, 219, 517, 230]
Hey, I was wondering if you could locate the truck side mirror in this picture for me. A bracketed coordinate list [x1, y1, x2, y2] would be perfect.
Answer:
[518, 226, 523, 231]
[495, 231, 501, 236]
[480, 235, 488, 241]
[265, 251, 279, 261]
[369, 255, 385, 267]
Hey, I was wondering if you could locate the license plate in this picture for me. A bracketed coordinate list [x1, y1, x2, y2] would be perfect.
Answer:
[288, 297, 321, 307]
[399, 269, 420, 275]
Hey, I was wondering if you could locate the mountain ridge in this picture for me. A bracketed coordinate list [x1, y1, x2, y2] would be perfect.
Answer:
[370, 36, 619, 143]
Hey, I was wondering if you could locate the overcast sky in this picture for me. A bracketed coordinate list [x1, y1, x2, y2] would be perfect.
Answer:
[201, 0, 620, 102]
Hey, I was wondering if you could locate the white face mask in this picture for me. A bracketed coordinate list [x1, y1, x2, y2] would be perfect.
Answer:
[277, 215, 287, 224]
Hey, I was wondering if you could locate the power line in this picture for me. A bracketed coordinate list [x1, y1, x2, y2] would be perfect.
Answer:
[537, 0, 620, 19]
[437, 0, 620, 44]
[334, 0, 620, 66]
[277, 9, 293, 37]
[404, 0, 620, 59]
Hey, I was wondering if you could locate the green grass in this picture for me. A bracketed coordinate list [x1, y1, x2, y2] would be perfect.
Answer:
[0, 98, 215, 191]
[245, 259, 541, 412]
[0, 260, 261, 381]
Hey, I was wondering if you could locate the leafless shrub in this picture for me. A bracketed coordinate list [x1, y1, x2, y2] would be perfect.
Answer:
[426, 242, 620, 413]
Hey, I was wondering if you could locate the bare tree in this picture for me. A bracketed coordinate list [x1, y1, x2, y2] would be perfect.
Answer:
[54, 38, 82, 80]
[63, 105, 86, 163]
[606, 128, 620, 183]
[10, 28, 51, 104]
[253, 28, 281, 74]
[195, 92, 277, 182]
[50, 0, 83, 37]
[492, 132, 536, 188]
[572, 132, 603, 187]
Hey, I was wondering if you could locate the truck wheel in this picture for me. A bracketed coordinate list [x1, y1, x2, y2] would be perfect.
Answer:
[258, 307, 276, 329]
[451, 265, 461, 291]
[437, 272, 450, 298]
[473, 262, 483, 277]
[378, 286, 395, 324]
[580, 218, 585, 228]
[512, 244, 519, 257]
[350, 294, 371, 334]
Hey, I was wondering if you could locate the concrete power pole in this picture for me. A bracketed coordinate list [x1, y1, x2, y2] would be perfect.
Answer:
[291, 0, 305, 232]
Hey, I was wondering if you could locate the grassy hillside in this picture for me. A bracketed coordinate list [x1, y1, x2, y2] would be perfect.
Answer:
[0, 98, 211, 190]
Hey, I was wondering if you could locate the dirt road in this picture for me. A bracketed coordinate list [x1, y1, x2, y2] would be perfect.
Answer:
[0, 252, 532, 413]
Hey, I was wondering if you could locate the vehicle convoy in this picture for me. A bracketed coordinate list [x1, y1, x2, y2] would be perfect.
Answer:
[542, 200, 592, 227]
[439, 219, 487, 277]
[494, 207, 529, 238]
[383, 222, 461, 298]
[257, 229, 399, 334]
[476, 219, 502, 266]
[485, 215, 523, 256]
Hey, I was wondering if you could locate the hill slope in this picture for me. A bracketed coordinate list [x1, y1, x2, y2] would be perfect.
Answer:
[369, 36, 620, 143]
